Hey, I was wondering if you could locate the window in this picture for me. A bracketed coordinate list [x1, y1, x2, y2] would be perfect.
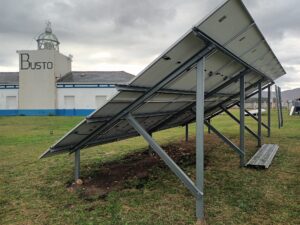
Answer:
[6, 96, 17, 109]
[95, 95, 107, 108]
[64, 96, 75, 109]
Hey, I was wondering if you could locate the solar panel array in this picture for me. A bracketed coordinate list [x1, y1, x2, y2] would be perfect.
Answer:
[41, 0, 285, 158]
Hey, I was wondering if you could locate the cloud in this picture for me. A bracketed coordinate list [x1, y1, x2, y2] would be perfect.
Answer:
[0, 0, 299, 90]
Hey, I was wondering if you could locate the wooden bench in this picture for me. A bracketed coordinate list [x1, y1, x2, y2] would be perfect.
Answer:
[246, 144, 279, 169]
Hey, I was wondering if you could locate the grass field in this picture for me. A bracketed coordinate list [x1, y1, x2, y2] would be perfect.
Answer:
[0, 111, 299, 225]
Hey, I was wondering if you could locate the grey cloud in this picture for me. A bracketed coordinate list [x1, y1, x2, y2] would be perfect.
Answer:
[244, 0, 300, 39]
[0, 0, 299, 89]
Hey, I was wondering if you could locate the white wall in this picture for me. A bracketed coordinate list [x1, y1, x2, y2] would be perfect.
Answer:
[17, 50, 71, 110]
[0, 89, 19, 109]
[57, 88, 117, 109]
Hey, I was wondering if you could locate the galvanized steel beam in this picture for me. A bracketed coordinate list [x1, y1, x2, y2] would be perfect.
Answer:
[221, 107, 260, 140]
[239, 75, 245, 166]
[192, 27, 273, 82]
[115, 84, 197, 95]
[196, 59, 205, 220]
[70, 44, 215, 153]
[243, 108, 269, 130]
[258, 82, 262, 147]
[267, 85, 271, 137]
[74, 150, 80, 181]
[125, 113, 203, 199]
[204, 121, 244, 156]
[185, 124, 189, 142]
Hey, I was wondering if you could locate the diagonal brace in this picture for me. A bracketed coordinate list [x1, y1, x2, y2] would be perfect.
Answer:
[204, 121, 244, 156]
[126, 113, 203, 198]
[239, 106, 269, 130]
[221, 106, 259, 140]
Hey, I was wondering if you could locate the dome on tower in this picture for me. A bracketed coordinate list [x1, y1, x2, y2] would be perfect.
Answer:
[37, 21, 60, 51]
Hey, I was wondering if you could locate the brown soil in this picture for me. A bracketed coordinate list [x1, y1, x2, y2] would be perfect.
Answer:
[68, 135, 219, 199]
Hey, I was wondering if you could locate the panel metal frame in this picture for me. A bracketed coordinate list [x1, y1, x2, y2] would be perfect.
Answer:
[70, 45, 215, 154]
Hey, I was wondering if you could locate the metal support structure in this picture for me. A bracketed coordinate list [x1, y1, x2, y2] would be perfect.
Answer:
[258, 82, 262, 147]
[207, 82, 273, 121]
[204, 121, 244, 156]
[70, 44, 215, 153]
[74, 150, 80, 181]
[278, 87, 284, 127]
[193, 27, 273, 82]
[240, 75, 245, 166]
[242, 108, 269, 130]
[221, 107, 259, 140]
[149, 132, 154, 155]
[185, 124, 189, 142]
[207, 119, 211, 134]
[267, 85, 271, 137]
[126, 113, 203, 198]
[275, 85, 281, 129]
[196, 59, 205, 221]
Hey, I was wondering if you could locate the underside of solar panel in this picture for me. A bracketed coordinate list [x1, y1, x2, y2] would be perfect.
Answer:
[40, 0, 285, 158]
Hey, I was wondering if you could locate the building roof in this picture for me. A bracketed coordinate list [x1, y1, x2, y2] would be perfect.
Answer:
[0, 72, 19, 84]
[57, 71, 135, 84]
[0, 71, 135, 85]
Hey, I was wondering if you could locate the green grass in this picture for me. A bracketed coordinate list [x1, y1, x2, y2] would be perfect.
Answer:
[0, 111, 299, 225]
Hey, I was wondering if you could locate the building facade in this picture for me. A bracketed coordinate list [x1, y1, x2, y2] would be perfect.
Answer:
[0, 23, 134, 116]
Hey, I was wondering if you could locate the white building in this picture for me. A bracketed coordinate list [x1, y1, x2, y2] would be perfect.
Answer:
[0, 23, 134, 116]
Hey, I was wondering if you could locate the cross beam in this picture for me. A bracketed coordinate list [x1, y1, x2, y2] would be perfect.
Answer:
[70, 44, 215, 153]
[126, 113, 203, 198]
[241, 107, 269, 130]
[220, 108, 259, 140]
[204, 121, 244, 156]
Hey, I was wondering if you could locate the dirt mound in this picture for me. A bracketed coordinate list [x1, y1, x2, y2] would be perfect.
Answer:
[68, 136, 217, 199]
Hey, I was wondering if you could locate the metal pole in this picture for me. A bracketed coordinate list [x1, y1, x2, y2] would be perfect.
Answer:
[240, 74, 245, 166]
[258, 82, 262, 147]
[126, 113, 203, 198]
[275, 86, 281, 129]
[207, 119, 211, 134]
[185, 124, 189, 142]
[279, 87, 284, 127]
[149, 132, 154, 155]
[267, 85, 271, 137]
[74, 150, 80, 181]
[196, 59, 205, 221]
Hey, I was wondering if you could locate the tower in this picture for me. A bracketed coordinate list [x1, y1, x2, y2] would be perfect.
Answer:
[37, 21, 60, 51]
[17, 22, 71, 115]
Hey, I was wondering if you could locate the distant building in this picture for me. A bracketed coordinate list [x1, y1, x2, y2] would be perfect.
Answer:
[0, 23, 134, 116]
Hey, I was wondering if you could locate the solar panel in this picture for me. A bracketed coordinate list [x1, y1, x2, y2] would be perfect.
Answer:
[40, 0, 285, 158]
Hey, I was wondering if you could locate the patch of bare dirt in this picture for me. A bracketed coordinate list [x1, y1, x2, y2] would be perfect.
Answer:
[68, 135, 219, 199]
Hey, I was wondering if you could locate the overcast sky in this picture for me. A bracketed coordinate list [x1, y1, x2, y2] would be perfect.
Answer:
[0, 0, 299, 90]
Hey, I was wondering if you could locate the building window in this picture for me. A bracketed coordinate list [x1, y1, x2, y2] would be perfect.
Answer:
[64, 96, 75, 109]
[6, 96, 17, 109]
[95, 95, 107, 108]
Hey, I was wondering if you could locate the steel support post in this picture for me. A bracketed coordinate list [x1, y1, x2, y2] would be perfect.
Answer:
[240, 75, 245, 166]
[267, 85, 271, 137]
[207, 119, 211, 134]
[196, 59, 205, 221]
[74, 150, 80, 181]
[126, 113, 203, 198]
[275, 86, 281, 128]
[257, 82, 262, 147]
[185, 124, 189, 142]
[279, 87, 284, 127]
[149, 132, 154, 155]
